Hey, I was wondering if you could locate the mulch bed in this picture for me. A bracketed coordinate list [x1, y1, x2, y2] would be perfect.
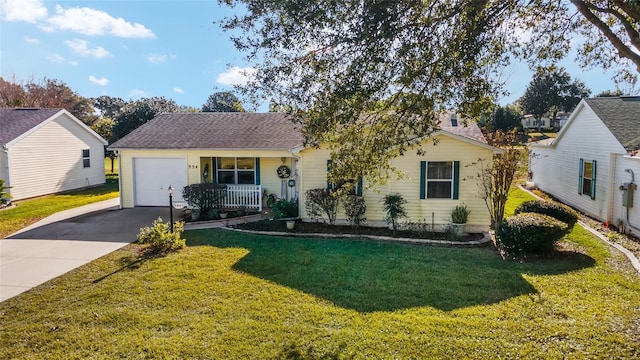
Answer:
[232, 220, 485, 242]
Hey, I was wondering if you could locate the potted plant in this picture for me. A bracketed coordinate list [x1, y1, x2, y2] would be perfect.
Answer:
[450, 203, 471, 237]
[272, 198, 299, 229]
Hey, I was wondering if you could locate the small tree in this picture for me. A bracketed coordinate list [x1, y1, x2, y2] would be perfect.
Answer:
[304, 189, 339, 225]
[473, 129, 526, 229]
[383, 194, 407, 234]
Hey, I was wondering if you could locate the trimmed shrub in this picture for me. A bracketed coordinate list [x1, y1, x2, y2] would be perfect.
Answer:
[137, 217, 186, 254]
[515, 200, 578, 228]
[182, 183, 226, 220]
[305, 188, 339, 225]
[496, 213, 569, 256]
[343, 195, 367, 227]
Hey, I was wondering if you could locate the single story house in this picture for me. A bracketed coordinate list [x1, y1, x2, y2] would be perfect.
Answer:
[530, 97, 640, 236]
[0, 108, 108, 201]
[109, 112, 499, 232]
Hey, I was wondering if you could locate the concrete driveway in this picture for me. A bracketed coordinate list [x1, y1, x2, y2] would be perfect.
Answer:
[0, 198, 176, 302]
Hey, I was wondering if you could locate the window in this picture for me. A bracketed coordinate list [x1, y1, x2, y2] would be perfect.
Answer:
[82, 149, 90, 168]
[216, 157, 258, 184]
[420, 161, 459, 200]
[579, 159, 596, 199]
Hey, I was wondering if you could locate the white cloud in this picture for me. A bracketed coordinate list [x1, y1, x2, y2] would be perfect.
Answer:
[89, 75, 109, 86]
[46, 53, 78, 66]
[173, 87, 184, 94]
[147, 53, 176, 64]
[65, 39, 110, 58]
[215, 66, 257, 86]
[42, 5, 155, 38]
[47, 53, 65, 63]
[24, 36, 40, 44]
[129, 89, 148, 99]
[1, 0, 47, 23]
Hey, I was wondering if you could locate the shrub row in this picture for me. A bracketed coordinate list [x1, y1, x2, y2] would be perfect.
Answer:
[514, 200, 578, 228]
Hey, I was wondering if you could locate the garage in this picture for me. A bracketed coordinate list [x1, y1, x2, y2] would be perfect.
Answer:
[133, 158, 188, 206]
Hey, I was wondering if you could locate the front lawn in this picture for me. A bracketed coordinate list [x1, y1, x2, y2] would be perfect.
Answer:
[1, 189, 639, 357]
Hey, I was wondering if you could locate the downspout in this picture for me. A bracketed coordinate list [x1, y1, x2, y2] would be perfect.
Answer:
[288, 148, 302, 217]
[116, 150, 123, 209]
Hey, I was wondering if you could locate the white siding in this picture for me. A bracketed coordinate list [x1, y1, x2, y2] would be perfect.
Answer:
[530, 102, 627, 222]
[612, 155, 640, 237]
[7, 113, 106, 200]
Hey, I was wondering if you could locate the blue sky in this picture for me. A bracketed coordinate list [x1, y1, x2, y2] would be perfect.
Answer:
[0, 0, 626, 111]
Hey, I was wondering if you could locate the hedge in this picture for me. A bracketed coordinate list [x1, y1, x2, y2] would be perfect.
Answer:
[496, 212, 569, 256]
[515, 199, 578, 228]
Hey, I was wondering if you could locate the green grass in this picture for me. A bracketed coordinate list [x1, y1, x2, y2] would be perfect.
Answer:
[1, 188, 639, 358]
[0, 179, 119, 239]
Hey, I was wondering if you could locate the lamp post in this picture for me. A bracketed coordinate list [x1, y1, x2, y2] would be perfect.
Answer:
[168, 185, 174, 233]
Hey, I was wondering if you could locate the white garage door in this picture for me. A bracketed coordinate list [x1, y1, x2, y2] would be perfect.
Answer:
[133, 158, 188, 206]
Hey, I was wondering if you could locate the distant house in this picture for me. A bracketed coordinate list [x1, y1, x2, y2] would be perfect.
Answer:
[0, 108, 107, 201]
[530, 97, 640, 236]
[110, 112, 499, 232]
[522, 113, 570, 130]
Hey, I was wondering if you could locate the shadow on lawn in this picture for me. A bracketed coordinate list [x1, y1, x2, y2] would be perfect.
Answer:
[187, 230, 595, 312]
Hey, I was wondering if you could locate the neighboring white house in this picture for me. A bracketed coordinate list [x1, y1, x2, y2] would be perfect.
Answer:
[522, 113, 570, 130]
[530, 97, 640, 237]
[0, 108, 108, 201]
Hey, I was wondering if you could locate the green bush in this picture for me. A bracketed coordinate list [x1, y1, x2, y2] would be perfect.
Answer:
[182, 183, 226, 220]
[383, 194, 407, 233]
[450, 203, 470, 224]
[343, 195, 367, 227]
[271, 199, 299, 219]
[496, 213, 569, 256]
[515, 200, 578, 228]
[305, 189, 339, 225]
[0, 179, 11, 204]
[137, 217, 186, 254]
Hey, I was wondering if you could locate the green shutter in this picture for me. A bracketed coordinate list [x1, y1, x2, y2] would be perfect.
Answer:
[327, 160, 333, 190]
[591, 160, 597, 200]
[578, 158, 584, 195]
[357, 176, 363, 196]
[453, 161, 460, 200]
[212, 157, 217, 184]
[420, 161, 426, 199]
[255, 158, 261, 185]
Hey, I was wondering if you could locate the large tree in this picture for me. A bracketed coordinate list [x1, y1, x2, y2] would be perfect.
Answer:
[519, 67, 591, 129]
[202, 91, 244, 112]
[218, 1, 639, 184]
[111, 97, 178, 143]
[0, 77, 98, 124]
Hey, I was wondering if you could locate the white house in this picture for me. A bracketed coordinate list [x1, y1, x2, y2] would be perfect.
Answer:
[530, 97, 640, 236]
[0, 108, 108, 201]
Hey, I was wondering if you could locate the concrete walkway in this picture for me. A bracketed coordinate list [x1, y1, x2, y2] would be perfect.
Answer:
[0, 199, 172, 302]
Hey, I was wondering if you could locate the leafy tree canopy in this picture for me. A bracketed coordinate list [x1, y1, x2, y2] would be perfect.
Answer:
[218, 0, 639, 184]
[492, 106, 523, 132]
[93, 96, 126, 119]
[111, 97, 178, 143]
[519, 67, 591, 127]
[596, 89, 624, 97]
[0, 76, 98, 125]
[202, 91, 245, 112]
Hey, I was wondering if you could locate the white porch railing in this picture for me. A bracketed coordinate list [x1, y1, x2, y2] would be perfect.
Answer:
[225, 184, 262, 211]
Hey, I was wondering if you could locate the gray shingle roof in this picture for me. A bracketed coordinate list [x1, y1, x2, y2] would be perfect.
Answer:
[109, 112, 305, 150]
[585, 97, 640, 151]
[437, 113, 488, 144]
[109, 111, 489, 151]
[0, 108, 62, 145]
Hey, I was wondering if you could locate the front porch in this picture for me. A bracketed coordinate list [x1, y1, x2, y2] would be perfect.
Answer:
[225, 184, 263, 211]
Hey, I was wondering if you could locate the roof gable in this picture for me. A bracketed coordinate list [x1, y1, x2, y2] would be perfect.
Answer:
[0, 108, 62, 145]
[584, 97, 640, 151]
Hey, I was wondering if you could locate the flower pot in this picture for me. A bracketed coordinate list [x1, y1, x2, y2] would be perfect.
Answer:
[190, 209, 200, 221]
[449, 223, 466, 238]
[220, 212, 228, 219]
[286, 220, 296, 230]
